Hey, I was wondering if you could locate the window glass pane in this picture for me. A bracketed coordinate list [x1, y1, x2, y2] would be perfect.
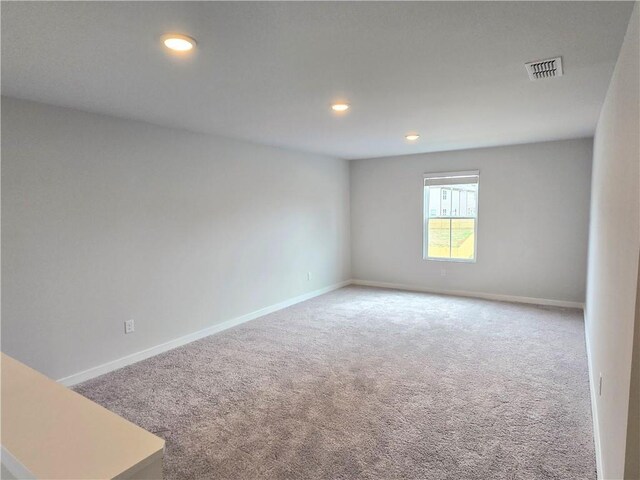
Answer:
[428, 187, 441, 216]
[466, 189, 477, 216]
[424, 178, 478, 261]
[451, 218, 475, 260]
[427, 218, 451, 258]
[442, 188, 451, 214]
[452, 189, 460, 217]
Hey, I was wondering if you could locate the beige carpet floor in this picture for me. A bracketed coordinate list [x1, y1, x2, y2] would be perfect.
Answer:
[75, 286, 595, 479]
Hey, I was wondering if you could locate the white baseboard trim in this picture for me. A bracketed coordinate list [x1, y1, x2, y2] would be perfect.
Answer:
[351, 279, 585, 309]
[583, 311, 603, 479]
[58, 280, 351, 387]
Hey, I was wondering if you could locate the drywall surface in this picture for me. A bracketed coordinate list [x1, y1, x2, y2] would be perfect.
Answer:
[1, 97, 351, 380]
[585, 4, 640, 479]
[625, 258, 640, 480]
[350, 138, 592, 303]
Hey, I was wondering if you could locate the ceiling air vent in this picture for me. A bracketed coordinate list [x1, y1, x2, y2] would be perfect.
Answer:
[525, 57, 563, 81]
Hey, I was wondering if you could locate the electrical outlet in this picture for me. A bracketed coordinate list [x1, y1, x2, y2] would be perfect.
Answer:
[125, 319, 135, 334]
[440, 268, 446, 277]
[307, 272, 312, 281]
[599, 373, 603, 396]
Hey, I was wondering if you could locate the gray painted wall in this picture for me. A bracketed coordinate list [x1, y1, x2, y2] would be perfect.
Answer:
[585, 4, 639, 479]
[350, 138, 593, 303]
[1, 97, 351, 380]
[626, 258, 640, 480]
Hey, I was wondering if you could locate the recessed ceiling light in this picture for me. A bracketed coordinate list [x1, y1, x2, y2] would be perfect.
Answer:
[161, 33, 196, 52]
[331, 103, 350, 112]
[405, 134, 420, 141]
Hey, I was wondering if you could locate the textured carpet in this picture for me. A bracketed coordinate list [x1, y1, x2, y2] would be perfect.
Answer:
[75, 286, 595, 479]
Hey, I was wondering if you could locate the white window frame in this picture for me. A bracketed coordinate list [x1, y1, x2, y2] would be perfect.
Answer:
[423, 170, 479, 263]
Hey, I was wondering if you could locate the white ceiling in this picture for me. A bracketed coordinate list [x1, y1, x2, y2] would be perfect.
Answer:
[1, 1, 634, 159]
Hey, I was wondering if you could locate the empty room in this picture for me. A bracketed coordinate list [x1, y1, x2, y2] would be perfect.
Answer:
[1, 2, 639, 479]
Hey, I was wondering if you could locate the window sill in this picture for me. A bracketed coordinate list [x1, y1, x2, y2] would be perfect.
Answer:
[423, 257, 477, 264]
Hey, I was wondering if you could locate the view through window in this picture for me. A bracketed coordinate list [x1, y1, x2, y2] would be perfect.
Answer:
[424, 171, 479, 261]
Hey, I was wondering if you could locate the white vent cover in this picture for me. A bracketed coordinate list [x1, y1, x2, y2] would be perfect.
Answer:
[525, 57, 563, 81]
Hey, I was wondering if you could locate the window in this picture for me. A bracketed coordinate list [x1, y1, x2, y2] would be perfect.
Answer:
[424, 171, 479, 262]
